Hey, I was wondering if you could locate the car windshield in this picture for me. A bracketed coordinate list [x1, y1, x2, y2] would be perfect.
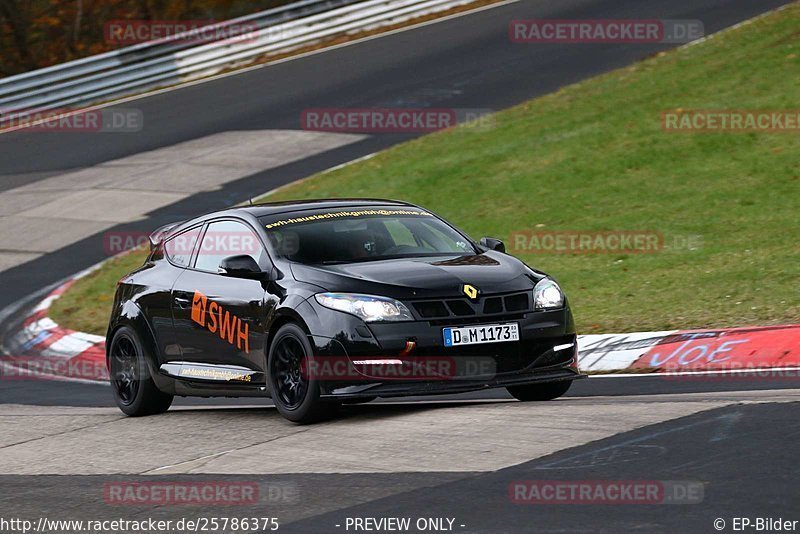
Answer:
[260, 208, 477, 264]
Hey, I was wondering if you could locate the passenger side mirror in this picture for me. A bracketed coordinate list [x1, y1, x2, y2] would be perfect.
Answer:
[218, 255, 265, 279]
[479, 237, 506, 253]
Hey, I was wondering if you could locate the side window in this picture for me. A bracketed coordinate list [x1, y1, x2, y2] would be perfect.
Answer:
[195, 220, 268, 273]
[164, 227, 202, 267]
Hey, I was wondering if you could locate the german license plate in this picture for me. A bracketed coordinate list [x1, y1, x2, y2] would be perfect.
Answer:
[443, 323, 520, 347]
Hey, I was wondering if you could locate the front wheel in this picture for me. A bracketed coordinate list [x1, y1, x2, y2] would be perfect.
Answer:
[108, 326, 173, 416]
[507, 380, 572, 401]
[268, 323, 339, 424]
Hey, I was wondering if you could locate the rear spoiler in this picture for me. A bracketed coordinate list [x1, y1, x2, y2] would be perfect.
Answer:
[148, 222, 181, 252]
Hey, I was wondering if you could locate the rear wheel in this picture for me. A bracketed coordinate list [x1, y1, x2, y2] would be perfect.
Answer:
[268, 323, 339, 424]
[109, 326, 173, 416]
[507, 380, 572, 401]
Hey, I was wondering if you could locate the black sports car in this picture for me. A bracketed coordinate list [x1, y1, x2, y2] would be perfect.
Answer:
[107, 199, 582, 423]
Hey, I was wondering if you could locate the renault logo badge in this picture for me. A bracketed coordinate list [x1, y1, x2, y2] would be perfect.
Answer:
[462, 284, 479, 300]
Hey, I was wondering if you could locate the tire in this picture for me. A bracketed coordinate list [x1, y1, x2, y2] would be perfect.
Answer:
[108, 326, 173, 416]
[267, 323, 339, 424]
[507, 380, 572, 402]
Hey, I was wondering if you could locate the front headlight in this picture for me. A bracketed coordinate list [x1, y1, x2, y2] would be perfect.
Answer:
[533, 279, 564, 309]
[314, 293, 414, 322]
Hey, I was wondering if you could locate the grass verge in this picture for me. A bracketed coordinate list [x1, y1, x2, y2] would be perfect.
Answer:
[51, 4, 800, 336]
[50, 249, 148, 336]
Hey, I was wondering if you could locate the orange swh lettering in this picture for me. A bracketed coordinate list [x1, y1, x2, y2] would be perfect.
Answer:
[188, 290, 250, 353]
[191, 291, 207, 327]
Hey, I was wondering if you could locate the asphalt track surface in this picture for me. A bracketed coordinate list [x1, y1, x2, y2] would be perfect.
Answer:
[1, 385, 798, 533]
[1, 0, 798, 531]
[4, 373, 800, 407]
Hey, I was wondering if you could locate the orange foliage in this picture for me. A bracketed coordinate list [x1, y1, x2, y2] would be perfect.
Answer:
[0, 0, 294, 77]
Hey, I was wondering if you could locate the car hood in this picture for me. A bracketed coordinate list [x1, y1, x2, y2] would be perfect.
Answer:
[288, 251, 544, 299]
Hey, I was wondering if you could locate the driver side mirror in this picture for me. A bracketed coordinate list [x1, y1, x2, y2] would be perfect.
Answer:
[479, 237, 506, 253]
[218, 255, 266, 279]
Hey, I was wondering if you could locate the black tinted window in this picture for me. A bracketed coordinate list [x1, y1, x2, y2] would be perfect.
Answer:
[164, 227, 201, 267]
[261, 208, 475, 264]
[195, 220, 268, 273]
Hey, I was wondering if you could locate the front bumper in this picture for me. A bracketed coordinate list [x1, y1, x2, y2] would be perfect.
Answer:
[321, 367, 584, 399]
[300, 297, 583, 398]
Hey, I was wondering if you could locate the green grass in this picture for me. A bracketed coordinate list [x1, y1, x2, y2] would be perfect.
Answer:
[50, 249, 149, 336]
[51, 5, 800, 335]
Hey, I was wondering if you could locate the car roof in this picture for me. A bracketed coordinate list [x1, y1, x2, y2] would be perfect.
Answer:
[206, 198, 420, 221]
[242, 198, 417, 217]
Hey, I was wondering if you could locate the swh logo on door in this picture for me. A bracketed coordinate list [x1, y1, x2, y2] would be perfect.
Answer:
[191, 290, 250, 353]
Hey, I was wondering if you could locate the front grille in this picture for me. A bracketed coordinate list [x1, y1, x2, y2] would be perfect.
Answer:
[414, 301, 449, 318]
[410, 290, 531, 320]
[426, 314, 526, 327]
[504, 293, 529, 312]
[483, 297, 502, 314]
[446, 300, 474, 316]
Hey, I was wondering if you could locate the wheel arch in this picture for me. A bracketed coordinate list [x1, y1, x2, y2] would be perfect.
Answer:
[264, 308, 311, 361]
[107, 301, 160, 377]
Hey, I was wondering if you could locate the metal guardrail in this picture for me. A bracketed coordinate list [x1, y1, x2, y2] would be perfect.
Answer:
[0, 0, 476, 119]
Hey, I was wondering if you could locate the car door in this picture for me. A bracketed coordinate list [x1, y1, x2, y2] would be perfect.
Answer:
[170, 218, 274, 373]
[142, 224, 203, 363]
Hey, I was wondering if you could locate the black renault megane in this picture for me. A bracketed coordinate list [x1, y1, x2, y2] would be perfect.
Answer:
[107, 199, 582, 423]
